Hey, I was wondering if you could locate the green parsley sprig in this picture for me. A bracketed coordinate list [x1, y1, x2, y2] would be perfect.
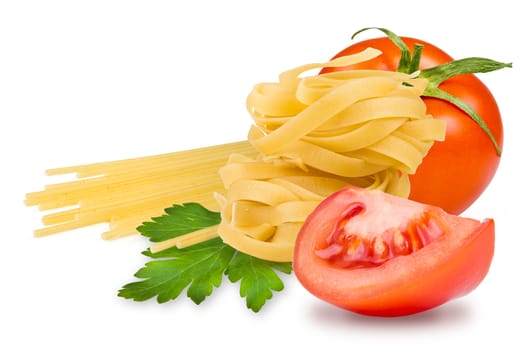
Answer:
[118, 203, 292, 312]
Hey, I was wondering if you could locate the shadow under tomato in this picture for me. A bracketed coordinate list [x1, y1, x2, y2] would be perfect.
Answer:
[308, 299, 473, 328]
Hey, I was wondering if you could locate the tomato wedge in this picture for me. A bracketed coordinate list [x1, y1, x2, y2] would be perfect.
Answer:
[293, 186, 495, 317]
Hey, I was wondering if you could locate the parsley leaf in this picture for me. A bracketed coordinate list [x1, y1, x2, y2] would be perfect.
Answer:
[118, 203, 292, 312]
[118, 239, 235, 304]
[137, 202, 221, 242]
[226, 252, 292, 312]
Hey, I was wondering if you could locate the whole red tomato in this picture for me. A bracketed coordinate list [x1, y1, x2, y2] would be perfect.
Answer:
[321, 35, 504, 214]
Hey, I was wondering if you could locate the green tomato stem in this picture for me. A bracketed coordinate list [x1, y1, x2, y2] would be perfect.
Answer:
[409, 44, 424, 73]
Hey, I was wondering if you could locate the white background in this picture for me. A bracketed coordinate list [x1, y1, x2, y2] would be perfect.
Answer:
[1, 1, 523, 349]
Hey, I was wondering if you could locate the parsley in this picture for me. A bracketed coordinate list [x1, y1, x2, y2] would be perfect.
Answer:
[118, 203, 292, 312]
[137, 202, 222, 242]
[226, 252, 292, 312]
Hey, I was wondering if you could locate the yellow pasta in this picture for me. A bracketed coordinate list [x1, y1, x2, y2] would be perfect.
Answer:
[213, 50, 445, 261]
[26, 48, 446, 263]
[213, 155, 413, 261]
[150, 225, 219, 253]
[25, 141, 258, 238]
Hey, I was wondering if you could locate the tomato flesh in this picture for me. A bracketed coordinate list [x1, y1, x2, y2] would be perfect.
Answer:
[293, 186, 495, 317]
[315, 207, 445, 269]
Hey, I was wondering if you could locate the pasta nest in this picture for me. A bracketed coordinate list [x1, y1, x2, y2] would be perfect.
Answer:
[215, 48, 446, 261]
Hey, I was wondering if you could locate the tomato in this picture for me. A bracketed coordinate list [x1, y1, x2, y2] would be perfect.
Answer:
[321, 36, 504, 214]
[293, 186, 495, 317]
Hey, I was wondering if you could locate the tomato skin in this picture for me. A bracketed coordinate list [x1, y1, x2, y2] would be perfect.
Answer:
[321, 37, 504, 214]
[293, 186, 495, 317]
[411, 76, 503, 214]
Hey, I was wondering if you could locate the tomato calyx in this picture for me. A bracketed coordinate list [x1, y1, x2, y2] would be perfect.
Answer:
[314, 192, 445, 269]
[353, 27, 511, 156]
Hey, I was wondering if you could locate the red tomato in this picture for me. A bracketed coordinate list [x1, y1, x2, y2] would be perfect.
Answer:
[321, 37, 504, 214]
[293, 186, 495, 317]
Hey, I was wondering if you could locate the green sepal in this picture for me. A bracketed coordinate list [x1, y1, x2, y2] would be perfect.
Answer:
[420, 57, 512, 85]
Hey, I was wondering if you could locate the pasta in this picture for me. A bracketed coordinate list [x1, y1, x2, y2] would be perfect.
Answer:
[26, 47, 446, 263]
[25, 141, 258, 239]
[214, 155, 410, 261]
[211, 50, 445, 261]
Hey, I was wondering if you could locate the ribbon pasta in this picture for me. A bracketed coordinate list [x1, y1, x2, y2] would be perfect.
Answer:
[213, 49, 446, 261]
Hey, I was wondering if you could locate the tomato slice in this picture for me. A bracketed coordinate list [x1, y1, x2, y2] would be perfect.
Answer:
[293, 186, 495, 317]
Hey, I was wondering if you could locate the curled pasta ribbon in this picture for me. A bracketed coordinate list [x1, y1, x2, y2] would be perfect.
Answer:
[216, 155, 408, 261]
[247, 67, 443, 176]
[214, 49, 446, 262]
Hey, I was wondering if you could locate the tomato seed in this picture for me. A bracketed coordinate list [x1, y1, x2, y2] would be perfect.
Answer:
[372, 236, 390, 260]
[392, 229, 411, 255]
